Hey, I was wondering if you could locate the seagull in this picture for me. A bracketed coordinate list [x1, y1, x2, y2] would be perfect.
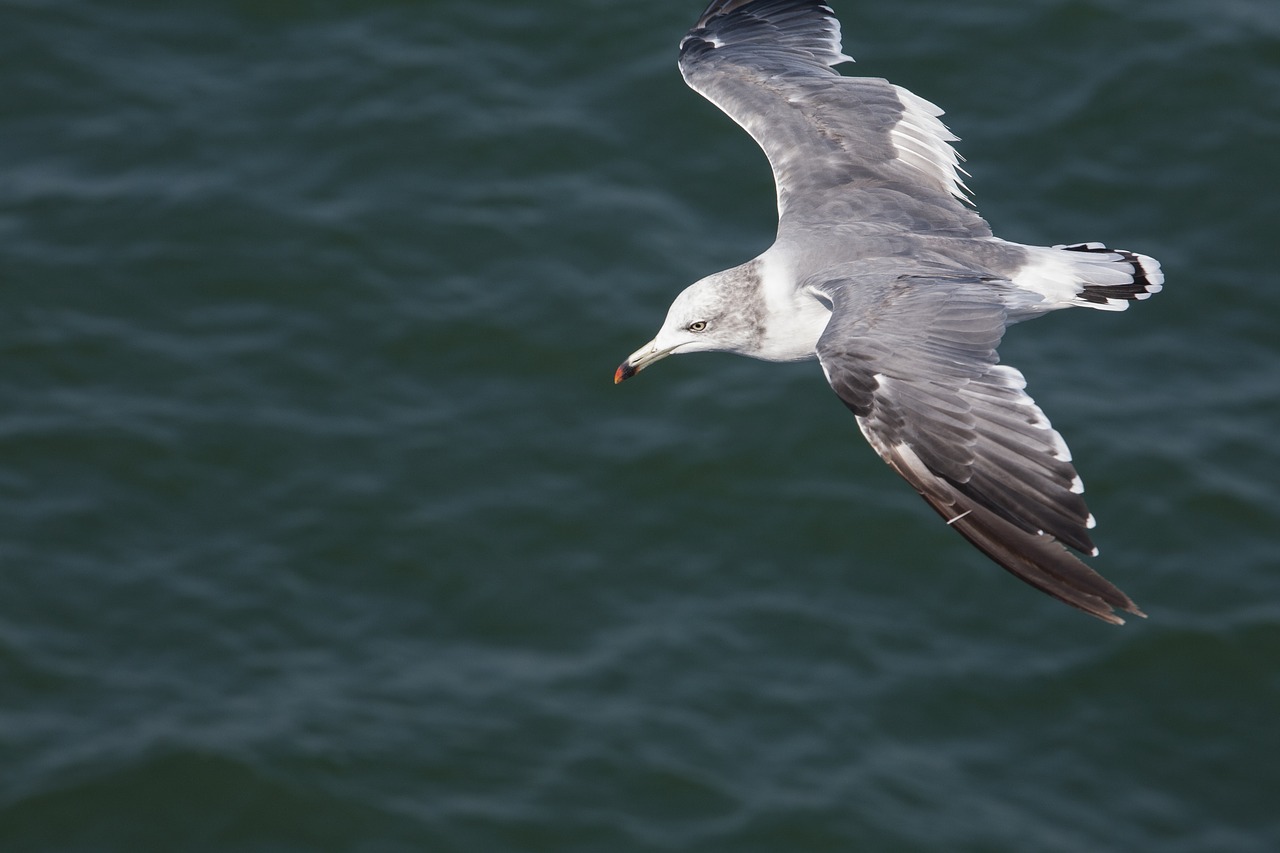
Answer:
[614, 0, 1163, 624]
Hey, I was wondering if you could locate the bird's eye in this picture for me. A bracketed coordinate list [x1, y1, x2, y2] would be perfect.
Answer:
[688, 320, 708, 332]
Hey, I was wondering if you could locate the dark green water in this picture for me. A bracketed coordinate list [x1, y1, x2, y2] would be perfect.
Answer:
[3, 0, 1279, 849]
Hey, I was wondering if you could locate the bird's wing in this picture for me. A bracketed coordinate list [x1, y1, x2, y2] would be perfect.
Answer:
[811, 266, 1143, 623]
[679, 0, 990, 237]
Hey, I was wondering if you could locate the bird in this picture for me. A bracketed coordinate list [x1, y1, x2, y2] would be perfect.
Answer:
[613, 0, 1163, 624]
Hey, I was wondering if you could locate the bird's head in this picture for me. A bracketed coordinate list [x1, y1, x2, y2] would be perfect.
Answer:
[614, 273, 760, 383]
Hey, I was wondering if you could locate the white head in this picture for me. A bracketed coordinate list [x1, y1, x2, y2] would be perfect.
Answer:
[614, 267, 764, 383]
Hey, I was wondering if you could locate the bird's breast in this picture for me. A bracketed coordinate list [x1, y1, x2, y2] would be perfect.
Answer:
[752, 250, 832, 362]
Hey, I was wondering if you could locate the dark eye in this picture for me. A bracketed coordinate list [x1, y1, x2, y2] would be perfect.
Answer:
[688, 320, 708, 332]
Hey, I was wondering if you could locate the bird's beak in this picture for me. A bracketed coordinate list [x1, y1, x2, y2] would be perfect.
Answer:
[614, 340, 677, 384]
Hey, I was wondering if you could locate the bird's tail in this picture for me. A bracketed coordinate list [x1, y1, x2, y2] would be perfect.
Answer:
[1049, 242, 1164, 310]
[1008, 241, 1164, 315]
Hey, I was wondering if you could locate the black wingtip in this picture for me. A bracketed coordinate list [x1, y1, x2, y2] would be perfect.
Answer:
[887, 445, 1143, 624]
[683, 0, 850, 68]
[943, 501, 1143, 624]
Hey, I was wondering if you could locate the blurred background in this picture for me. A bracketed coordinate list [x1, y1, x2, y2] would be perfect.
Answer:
[2, 0, 1278, 849]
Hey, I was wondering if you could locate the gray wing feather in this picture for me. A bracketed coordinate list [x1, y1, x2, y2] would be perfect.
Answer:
[813, 267, 1144, 623]
[679, 0, 989, 235]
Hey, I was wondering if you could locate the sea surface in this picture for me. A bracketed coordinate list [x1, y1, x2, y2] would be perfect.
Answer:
[3, 0, 1279, 850]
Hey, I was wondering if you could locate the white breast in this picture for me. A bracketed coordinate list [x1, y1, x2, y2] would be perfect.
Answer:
[753, 250, 832, 362]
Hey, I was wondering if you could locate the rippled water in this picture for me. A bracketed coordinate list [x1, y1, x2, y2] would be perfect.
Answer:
[3, 1, 1279, 850]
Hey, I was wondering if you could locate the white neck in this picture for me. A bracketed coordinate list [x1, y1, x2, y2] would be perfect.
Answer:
[752, 250, 832, 362]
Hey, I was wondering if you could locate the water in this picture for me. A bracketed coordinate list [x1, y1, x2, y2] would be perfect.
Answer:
[2, 0, 1278, 849]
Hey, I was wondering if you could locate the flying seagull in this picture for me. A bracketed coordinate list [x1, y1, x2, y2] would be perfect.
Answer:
[614, 0, 1162, 624]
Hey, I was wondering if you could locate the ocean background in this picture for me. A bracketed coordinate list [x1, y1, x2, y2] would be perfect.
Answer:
[3, 0, 1279, 850]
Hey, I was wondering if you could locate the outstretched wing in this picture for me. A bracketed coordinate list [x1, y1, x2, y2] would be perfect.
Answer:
[679, 0, 989, 236]
[811, 267, 1144, 623]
